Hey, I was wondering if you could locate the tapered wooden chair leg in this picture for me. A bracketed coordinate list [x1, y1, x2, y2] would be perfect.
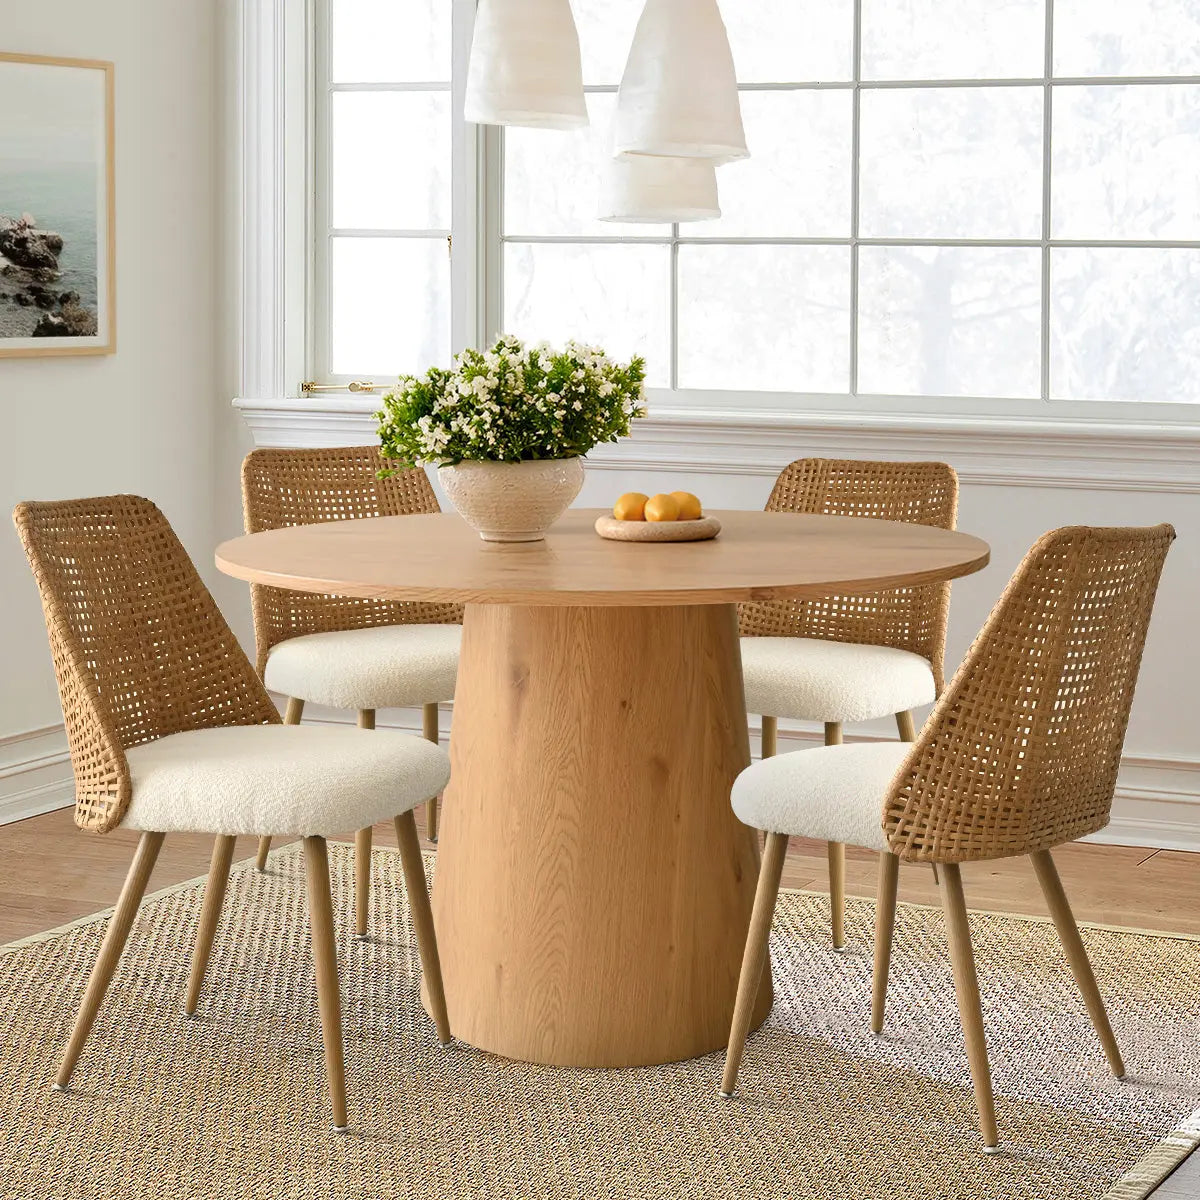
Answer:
[257, 698, 305, 872]
[394, 810, 451, 1043]
[423, 702, 440, 842]
[720, 831, 788, 1098]
[185, 834, 236, 1016]
[304, 836, 348, 1132]
[823, 721, 846, 950]
[353, 708, 376, 938]
[940, 863, 999, 1150]
[827, 841, 847, 950]
[354, 827, 372, 940]
[255, 837, 272, 872]
[1031, 849, 1125, 1077]
[872, 852, 900, 1034]
[760, 714, 777, 759]
[55, 831, 165, 1090]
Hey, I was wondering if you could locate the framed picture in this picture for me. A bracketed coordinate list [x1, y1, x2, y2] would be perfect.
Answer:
[0, 51, 114, 357]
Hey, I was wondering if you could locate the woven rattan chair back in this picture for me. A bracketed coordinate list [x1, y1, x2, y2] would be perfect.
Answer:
[738, 459, 959, 689]
[242, 446, 463, 675]
[13, 495, 280, 834]
[884, 524, 1174, 864]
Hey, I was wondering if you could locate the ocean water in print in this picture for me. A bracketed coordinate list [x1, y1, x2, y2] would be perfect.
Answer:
[0, 158, 99, 310]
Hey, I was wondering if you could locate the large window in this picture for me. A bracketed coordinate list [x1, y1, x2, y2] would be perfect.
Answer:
[315, 0, 1200, 407]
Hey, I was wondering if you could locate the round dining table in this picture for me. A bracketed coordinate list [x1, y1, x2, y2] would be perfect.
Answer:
[216, 507, 990, 1070]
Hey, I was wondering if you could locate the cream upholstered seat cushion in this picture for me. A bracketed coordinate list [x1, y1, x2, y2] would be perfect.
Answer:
[123, 725, 450, 837]
[740, 636, 936, 723]
[263, 624, 461, 710]
[731, 742, 912, 850]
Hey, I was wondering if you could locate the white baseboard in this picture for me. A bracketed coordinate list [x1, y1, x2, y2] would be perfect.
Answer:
[0, 725, 74, 825]
[5, 709, 1197, 853]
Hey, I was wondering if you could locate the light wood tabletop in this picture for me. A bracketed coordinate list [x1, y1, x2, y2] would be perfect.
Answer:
[216, 508, 991, 606]
[216, 507, 992, 1070]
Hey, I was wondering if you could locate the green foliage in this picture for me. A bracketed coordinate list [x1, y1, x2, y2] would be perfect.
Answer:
[376, 335, 647, 467]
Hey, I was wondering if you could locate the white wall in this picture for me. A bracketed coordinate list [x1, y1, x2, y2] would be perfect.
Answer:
[0, 1, 222, 821]
[236, 398, 1200, 852]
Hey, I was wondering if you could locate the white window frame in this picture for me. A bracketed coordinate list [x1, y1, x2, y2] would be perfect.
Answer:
[239, 0, 1200, 436]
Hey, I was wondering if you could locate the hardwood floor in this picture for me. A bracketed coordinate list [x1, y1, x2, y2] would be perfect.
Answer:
[2, 806, 1198, 945]
[1, 807, 1196, 1195]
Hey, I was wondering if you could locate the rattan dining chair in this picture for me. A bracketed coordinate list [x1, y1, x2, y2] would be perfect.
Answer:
[243, 446, 464, 938]
[739, 458, 958, 949]
[722, 523, 1174, 1150]
[14, 495, 453, 1133]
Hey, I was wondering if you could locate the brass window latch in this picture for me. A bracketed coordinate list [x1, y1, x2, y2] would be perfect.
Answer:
[299, 380, 384, 395]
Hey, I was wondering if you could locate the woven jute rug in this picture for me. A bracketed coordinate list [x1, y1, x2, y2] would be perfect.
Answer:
[1, 843, 1197, 1200]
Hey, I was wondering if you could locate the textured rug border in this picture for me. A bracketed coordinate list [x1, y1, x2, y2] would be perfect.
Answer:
[1099, 1112, 1200, 1200]
[2, 839, 1199, 1198]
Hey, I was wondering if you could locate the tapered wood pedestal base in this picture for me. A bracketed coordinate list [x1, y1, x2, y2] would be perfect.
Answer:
[430, 602, 772, 1068]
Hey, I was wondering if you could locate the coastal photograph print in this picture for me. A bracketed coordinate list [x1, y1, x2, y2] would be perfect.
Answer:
[0, 52, 114, 357]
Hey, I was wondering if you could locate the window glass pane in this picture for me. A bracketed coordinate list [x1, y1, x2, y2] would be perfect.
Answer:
[332, 92, 451, 230]
[1054, 0, 1200, 77]
[861, 0, 1045, 81]
[503, 243, 671, 386]
[695, 91, 852, 238]
[574, 0, 643, 86]
[859, 87, 1043, 238]
[1052, 85, 1200, 240]
[330, 237, 450, 376]
[574, 0, 856, 86]
[858, 247, 1041, 398]
[504, 95, 669, 236]
[677, 246, 851, 392]
[331, 0, 450, 83]
[1050, 249, 1200, 403]
[724, 0, 855, 83]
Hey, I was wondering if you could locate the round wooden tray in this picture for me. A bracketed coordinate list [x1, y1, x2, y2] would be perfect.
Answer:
[594, 514, 722, 543]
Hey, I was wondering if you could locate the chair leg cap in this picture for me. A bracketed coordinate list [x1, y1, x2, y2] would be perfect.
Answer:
[182, 1009, 197, 1019]
[832, 945, 846, 953]
[353, 933, 369, 942]
[332, 1124, 349, 1135]
[718, 1090, 735, 1100]
[982, 1145, 1001, 1156]
[51, 1083, 69, 1093]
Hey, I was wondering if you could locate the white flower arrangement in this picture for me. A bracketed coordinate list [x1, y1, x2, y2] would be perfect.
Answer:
[376, 335, 647, 468]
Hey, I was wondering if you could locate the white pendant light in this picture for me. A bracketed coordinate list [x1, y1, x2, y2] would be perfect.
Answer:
[464, 0, 588, 130]
[613, 0, 748, 162]
[599, 155, 720, 223]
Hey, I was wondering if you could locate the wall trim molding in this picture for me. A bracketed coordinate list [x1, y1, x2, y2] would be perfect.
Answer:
[233, 396, 1200, 494]
[0, 725, 73, 826]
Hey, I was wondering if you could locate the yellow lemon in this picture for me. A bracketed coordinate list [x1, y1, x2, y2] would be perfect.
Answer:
[670, 491, 702, 521]
[644, 493, 681, 522]
[613, 492, 648, 521]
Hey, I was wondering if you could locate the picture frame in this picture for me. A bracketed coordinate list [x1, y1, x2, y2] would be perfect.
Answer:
[0, 51, 115, 358]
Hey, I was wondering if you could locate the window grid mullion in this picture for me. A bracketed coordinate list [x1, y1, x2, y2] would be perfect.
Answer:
[670, 229, 680, 391]
[1040, 0, 1056, 403]
[849, 0, 864, 395]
